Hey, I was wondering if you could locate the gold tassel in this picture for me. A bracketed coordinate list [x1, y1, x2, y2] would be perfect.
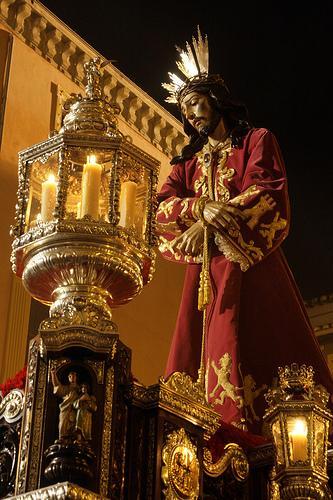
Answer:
[198, 224, 211, 311]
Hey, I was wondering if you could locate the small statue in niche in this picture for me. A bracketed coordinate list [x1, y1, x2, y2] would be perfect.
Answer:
[50, 369, 80, 440]
[74, 383, 97, 442]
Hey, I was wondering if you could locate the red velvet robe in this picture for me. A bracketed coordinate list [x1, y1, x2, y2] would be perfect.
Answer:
[157, 128, 333, 434]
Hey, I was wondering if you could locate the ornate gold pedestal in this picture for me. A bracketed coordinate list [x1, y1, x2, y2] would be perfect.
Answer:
[15, 323, 131, 499]
[126, 372, 224, 499]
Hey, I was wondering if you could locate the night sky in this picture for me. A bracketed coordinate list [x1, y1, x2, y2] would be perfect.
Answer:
[40, 1, 333, 300]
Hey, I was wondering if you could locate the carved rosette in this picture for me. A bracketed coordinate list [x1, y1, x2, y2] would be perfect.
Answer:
[0, 389, 24, 498]
[0, 389, 25, 424]
[161, 428, 200, 500]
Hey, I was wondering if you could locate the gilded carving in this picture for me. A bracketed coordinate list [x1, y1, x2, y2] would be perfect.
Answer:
[27, 360, 47, 491]
[16, 337, 39, 494]
[100, 366, 114, 497]
[0, 389, 25, 423]
[41, 329, 118, 353]
[146, 416, 156, 499]
[161, 372, 207, 405]
[160, 373, 220, 436]
[162, 428, 200, 499]
[86, 360, 105, 384]
[12, 481, 106, 499]
[203, 442, 249, 481]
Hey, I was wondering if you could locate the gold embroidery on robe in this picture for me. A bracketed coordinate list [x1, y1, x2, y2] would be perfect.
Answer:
[235, 231, 264, 262]
[259, 212, 288, 248]
[195, 139, 234, 202]
[227, 226, 264, 264]
[209, 353, 244, 409]
[238, 365, 267, 424]
[194, 171, 208, 196]
[194, 151, 209, 195]
[178, 198, 194, 226]
[242, 194, 276, 230]
[229, 185, 260, 206]
[158, 236, 202, 264]
[156, 222, 182, 236]
[157, 197, 179, 217]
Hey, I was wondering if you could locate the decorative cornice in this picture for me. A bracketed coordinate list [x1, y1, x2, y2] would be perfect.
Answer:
[313, 323, 333, 336]
[0, 0, 186, 158]
[305, 293, 333, 308]
[11, 481, 106, 499]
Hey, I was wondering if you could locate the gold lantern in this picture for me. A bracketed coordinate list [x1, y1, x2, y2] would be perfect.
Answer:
[10, 57, 159, 331]
[263, 363, 333, 499]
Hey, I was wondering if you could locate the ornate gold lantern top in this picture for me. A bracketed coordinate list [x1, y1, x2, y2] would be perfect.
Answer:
[11, 58, 160, 332]
[264, 363, 332, 488]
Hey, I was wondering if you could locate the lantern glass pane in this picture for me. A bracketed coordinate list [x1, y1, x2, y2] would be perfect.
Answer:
[272, 419, 285, 465]
[65, 149, 113, 223]
[313, 416, 326, 470]
[118, 169, 149, 240]
[287, 416, 308, 462]
[25, 153, 59, 230]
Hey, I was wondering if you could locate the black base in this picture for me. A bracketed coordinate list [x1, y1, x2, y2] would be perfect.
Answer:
[44, 441, 95, 488]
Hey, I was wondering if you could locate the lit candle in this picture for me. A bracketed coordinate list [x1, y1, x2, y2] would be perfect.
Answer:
[289, 419, 308, 461]
[41, 174, 57, 222]
[76, 201, 81, 219]
[81, 155, 102, 219]
[118, 181, 137, 228]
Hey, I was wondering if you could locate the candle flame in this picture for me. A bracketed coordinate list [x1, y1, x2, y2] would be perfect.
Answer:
[47, 174, 56, 183]
[291, 418, 307, 437]
[87, 154, 97, 164]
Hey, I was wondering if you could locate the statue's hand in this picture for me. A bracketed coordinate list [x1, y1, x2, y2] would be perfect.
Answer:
[203, 201, 241, 233]
[171, 221, 204, 256]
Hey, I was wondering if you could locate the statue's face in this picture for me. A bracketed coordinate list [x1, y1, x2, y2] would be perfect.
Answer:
[180, 91, 218, 135]
[68, 372, 77, 383]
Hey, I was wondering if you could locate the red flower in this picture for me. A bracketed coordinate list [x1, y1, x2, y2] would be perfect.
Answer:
[0, 366, 27, 398]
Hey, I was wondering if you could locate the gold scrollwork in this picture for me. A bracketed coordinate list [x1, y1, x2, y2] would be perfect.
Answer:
[0, 389, 25, 423]
[162, 428, 200, 499]
[203, 443, 249, 481]
[161, 372, 207, 406]
[86, 359, 105, 384]
[12, 481, 105, 499]
[100, 366, 114, 497]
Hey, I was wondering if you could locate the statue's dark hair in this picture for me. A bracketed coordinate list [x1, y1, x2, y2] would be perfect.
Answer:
[171, 77, 252, 165]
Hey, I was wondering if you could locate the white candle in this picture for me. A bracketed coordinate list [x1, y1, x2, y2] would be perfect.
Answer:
[81, 155, 102, 220]
[119, 181, 137, 228]
[77, 201, 81, 219]
[41, 174, 57, 222]
[289, 419, 308, 461]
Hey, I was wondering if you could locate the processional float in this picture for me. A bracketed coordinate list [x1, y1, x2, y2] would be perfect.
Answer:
[1, 57, 332, 500]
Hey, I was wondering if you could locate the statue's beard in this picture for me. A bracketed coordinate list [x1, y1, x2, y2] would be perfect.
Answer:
[198, 110, 221, 138]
